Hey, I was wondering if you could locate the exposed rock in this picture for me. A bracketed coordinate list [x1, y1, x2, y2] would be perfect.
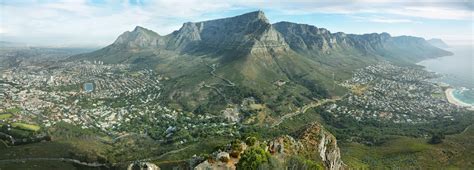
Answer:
[167, 10, 289, 54]
[296, 123, 345, 170]
[127, 162, 160, 170]
[113, 26, 161, 49]
[194, 122, 345, 170]
[217, 152, 231, 162]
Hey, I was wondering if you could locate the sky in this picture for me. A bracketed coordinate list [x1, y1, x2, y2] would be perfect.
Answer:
[0, 0, 473, 47]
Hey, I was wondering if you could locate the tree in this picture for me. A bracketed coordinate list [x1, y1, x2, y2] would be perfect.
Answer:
[236, 146, 271, 170]
[428, 133, 445, 144]
[245, 136, 257, 146]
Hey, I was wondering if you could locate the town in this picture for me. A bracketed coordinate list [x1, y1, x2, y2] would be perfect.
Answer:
[0, 61, 237, 146]
[330, 62, 462, 124]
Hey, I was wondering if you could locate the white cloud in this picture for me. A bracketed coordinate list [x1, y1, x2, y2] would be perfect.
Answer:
[351, 16, 417, 23]
[0, 0, 472, 47]
[388, 6, 472, 20]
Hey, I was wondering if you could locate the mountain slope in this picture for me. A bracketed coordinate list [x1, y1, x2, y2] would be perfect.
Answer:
[427, 38, 449, 48]
[70, 11, 452, 116]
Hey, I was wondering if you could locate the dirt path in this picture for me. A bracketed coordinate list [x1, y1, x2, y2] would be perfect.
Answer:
[272, 98, 340, 127]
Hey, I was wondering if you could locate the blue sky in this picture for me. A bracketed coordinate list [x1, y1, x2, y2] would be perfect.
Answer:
[0, 0, 472, 47]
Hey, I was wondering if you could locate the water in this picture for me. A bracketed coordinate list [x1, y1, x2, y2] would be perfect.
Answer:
[417, 46, 474, 105]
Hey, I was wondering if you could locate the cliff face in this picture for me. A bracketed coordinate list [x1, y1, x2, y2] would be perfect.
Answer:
[273, 21, 452, 62]
[112, 26, 162, 50]
[167, 10, 289, 54]
[73, 10, 452, 65]
[296, 123, 345, 170]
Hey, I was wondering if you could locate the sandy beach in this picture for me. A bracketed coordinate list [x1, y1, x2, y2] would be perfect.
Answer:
[445, 88, 474, 110]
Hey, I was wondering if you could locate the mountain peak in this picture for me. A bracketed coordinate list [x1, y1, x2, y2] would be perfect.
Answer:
[131, 26, 159, 36]
[238, 10, 268, 22]
[166, 10, 286, 52]
[133, 26, 147, 32]
[112, 26, 160, 48]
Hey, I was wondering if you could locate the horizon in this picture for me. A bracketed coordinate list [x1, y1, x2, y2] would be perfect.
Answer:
[0, 0, 473, 47]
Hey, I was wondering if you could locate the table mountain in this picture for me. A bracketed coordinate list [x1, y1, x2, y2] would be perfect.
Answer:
[70, 11, 452, 115]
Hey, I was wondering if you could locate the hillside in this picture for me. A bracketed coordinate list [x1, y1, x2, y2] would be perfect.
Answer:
[427, 38, 449, 48]
[70, 11, 452, 116]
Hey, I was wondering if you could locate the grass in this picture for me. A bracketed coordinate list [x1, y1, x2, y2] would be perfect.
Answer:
[341, 125, 474, 169]
[4, 107, 21, 114]
[0, 113, 12, 120]
[11, 123, 41, 132]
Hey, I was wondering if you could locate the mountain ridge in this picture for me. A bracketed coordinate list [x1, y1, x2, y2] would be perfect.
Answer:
[70, 10, 453, 115]
[427, 38, 449, 48]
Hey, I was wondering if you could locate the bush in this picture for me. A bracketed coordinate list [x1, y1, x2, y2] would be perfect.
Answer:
[428, 133, 444, 144]
[236, 146, 271, 170]
[245, 136, 257, 146]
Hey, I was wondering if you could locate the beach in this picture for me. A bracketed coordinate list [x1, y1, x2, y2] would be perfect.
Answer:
[445, 88, 474, 110]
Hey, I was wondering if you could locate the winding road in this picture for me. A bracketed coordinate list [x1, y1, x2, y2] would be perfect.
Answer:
[272, 98, 340, 127]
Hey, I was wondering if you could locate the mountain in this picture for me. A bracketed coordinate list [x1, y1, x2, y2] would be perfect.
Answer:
[427, 38, 449, 48]
[70, 11, 452, 115]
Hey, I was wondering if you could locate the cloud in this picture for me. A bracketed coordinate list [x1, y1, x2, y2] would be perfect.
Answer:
[0, 0, 472, 46]
[387, 6, 472, 20]
[351, 16, 417, 23]
[261, 1, 472, 20]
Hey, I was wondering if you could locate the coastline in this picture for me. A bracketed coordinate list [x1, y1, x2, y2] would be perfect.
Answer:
[445, 88, 474, 110]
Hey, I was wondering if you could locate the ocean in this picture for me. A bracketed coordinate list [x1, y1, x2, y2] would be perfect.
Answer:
[417, 45, 474, 105]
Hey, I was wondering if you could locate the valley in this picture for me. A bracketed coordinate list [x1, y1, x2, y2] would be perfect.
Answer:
[0, 10, 472, 170]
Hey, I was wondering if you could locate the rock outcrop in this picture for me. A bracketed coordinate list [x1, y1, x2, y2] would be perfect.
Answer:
[113, 26, 161, 49]
[167, 10, 289, 54]
[194, 122, 345, 170]
[296, 123, 345, 170]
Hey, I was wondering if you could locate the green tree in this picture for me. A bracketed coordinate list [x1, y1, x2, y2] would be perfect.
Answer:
[237, 146, 271, 170]
[428, 133, 445, 144]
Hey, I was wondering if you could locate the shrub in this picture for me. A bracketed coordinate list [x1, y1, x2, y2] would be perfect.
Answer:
[236, 146, 271, 170]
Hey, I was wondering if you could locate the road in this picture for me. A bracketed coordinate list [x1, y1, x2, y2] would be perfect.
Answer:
[272, 97, 340, 127]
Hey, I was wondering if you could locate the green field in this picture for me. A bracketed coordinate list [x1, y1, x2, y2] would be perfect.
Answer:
[341, 125, 474, 169]
[11, 123, 41, 132]
[0, 113, 12, 120]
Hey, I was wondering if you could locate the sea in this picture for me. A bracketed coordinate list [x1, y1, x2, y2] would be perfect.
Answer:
[417, 45, 474, 105]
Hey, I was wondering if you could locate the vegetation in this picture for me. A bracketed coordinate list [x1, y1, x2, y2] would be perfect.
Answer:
[342, 125, 474, 168]
[428, 133, 445, 144]
[286, 156, 324, 170]
[316, 106, 474, 145]
[236, 145, 272, 170]
[0, 113, 12, 120]
[11, 122, 41, 132]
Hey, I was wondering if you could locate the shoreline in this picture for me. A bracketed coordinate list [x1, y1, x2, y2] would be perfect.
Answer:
[445, 88, 474, 110]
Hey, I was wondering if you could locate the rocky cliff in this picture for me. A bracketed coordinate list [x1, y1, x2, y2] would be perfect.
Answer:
[166, 10, 289, 54]
[194, 122, 345, 170]
[296, 123, 345, 170]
